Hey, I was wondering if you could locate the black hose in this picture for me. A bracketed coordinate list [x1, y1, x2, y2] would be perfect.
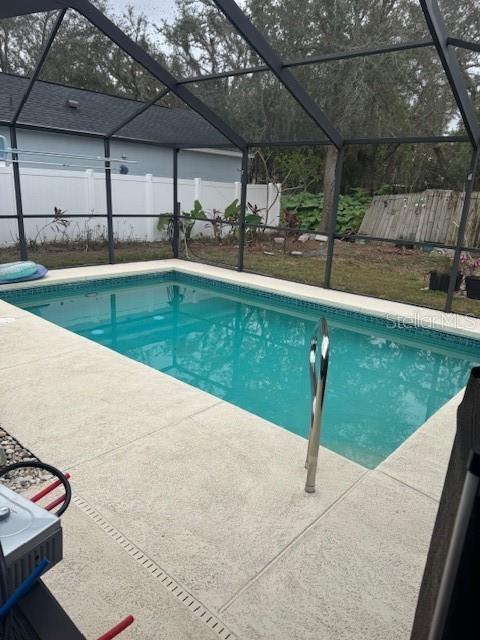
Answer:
[0, 461, 72, 517]
[0, 461, 71, 637]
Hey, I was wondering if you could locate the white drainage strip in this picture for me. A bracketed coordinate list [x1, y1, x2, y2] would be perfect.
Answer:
[72, 495, 236, 640]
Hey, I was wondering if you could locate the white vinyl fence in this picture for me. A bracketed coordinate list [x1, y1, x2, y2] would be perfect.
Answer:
[0, 166, 281, 246]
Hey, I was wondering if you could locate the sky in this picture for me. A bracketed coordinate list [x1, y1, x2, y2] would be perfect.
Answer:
[109, 1, 177, 23]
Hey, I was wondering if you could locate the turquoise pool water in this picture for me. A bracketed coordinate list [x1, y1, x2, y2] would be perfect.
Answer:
[3, 273, 480, 468]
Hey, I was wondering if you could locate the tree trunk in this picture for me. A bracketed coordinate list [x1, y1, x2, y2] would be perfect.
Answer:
[318, 145, 338, 233]
[433, 144, 448, 186]
[384, 144, 400, 189]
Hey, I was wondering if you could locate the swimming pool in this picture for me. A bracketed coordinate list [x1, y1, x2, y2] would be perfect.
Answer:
[2, 271, 479, 468]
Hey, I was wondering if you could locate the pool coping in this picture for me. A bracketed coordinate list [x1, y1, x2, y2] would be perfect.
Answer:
[1, 258, 480, 341]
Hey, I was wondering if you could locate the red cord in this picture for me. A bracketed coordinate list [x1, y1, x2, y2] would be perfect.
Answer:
[44, 494, 66, 511]
[29, 473, 134, 638]
[30, 472, 71, 503]
[96, 616, 135, 640]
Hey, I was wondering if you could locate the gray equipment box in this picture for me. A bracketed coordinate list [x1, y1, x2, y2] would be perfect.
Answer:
[0, 485, 62, 591]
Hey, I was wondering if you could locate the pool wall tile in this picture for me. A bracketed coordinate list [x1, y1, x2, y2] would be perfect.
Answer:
[1, 270, 480, 352]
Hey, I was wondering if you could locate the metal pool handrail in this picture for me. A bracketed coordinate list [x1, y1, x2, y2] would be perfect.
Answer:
[305, 318, 330, 494]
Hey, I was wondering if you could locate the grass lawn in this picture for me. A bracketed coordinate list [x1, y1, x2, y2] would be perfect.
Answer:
[0, 241, 173, 269]
[184, 237, 480, 318]
[2, 238, 480, 317]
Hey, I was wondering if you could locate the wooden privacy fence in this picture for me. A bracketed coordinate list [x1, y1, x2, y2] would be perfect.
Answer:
[359, 190, 480, 248]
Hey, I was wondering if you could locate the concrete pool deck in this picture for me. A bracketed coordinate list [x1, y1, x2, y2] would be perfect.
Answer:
[0, 260, 473, 638]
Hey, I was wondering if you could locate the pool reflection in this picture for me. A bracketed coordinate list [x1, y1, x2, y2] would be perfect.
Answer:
[25, 282, 477, 468]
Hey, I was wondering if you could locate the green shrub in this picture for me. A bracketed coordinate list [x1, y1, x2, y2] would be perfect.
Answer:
[281, 189, 371, 233]
[336, 189, 372, 233]
[281, 192, 324, 229]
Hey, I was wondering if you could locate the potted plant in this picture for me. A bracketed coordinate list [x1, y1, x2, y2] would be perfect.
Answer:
[461, 254, 480, 299]
[428, 269, 462, 293]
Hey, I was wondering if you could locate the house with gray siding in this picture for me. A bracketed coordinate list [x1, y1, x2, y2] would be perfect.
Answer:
[0, 72, 242, 181]
[0, 73, 281, 248]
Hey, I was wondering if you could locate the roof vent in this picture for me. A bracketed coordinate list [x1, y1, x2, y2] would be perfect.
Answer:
[65, 99, 80, 109]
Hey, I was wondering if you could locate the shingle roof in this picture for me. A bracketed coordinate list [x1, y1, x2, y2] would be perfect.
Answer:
[0, 73, 232, 148]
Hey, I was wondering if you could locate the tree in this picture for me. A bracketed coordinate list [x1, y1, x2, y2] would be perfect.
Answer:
[0, 2, 166, 102]
[158, 0, 256, 78]
[0, 0, 478, 201]
[154, 0, 471, 220]
[0, 11, 59, 75]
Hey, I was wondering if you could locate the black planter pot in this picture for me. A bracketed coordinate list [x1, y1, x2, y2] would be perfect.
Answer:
[465, 276, 480, 299]
[429, 271, 462, 293]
